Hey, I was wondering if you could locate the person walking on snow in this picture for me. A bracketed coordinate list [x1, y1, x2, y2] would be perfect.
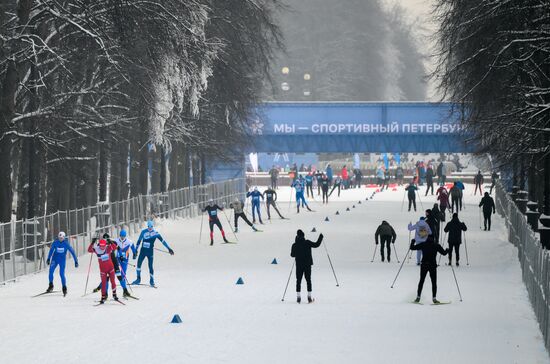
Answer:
[408, 217, 432, 265]
[405, 181, 418, 212]
[320, 174, 330, 204]
[375, 221, 396, 262]
[489, 171, 498, 194]
[425, 209, 439, 244]
[450, 182, 462, 213]
[88, 238, 121, 303]
[246, 186, 264, 224]
[437, 186, 450, 220]
[410, 235, 449, 304]
[46, 232, 78, 296]
[262, 188, 285, 220]
[437, 161, 447, 186]
[425, 165, 435, 195]
[292, 178, 312, 213]
[479, 192, 496, 231]
[92, 232, 134, 296]
[290, 230, 323, 303]
[329, 175, 343, 197]
[229, 198, 258, 232]
[444, 213, 467, 266]
[132, 220, 174, 286]
[474, 170, 484, 196]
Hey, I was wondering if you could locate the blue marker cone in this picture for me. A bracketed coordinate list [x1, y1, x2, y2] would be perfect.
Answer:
[171, 314, 182, 324]
[236, 277, 244, 285]
[325, 217, 330, 222]
[271, 258, 278, 264]
[311, 227, 317, 232]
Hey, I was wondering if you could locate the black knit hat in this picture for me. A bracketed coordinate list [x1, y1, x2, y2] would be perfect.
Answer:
[297, 229, 305, 237]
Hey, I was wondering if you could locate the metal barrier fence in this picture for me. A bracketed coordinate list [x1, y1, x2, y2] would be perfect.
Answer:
[495, 181, 550, 351]
[0, 178, 246, 284]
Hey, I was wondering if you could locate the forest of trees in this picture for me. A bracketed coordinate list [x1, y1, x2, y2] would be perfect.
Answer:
[0, 0, 282, 222]
[266, 0, 427, 102]
[433, 1, 550, 221]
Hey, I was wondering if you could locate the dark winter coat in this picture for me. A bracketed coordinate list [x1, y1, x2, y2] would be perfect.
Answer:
[375, 221, 397, 244]
[474, 173, 484, 185]
[479, 195, 496, 214]
[426, 168, 434, 183]
[425, 211, 438, 237]
[444, 216, 467, 244]
[450, 186, 461, 198]
[410, 237, 448, 267]
[291, 234, 323, 266]
[406, 184, 418, 197]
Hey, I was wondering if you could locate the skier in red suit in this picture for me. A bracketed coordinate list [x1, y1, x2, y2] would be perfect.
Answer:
[88, 238, 120, 304]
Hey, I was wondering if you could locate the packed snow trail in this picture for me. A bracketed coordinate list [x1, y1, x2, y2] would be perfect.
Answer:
[0, 184, 547, 364]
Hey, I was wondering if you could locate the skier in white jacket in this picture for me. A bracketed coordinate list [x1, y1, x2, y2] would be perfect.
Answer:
[408, 217, 432, 265]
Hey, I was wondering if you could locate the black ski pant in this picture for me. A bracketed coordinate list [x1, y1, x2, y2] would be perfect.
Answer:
[322, 188, 329, 203]
[418, 264, 437, 298]
[380, 236, 392, 261]
[271, 178, 277, 189]
[448, 242, 460, 263]
[451, 196, 461, 213]
[266, 201, 284, 219]
[296, 264, 312, 292]
[483, 211, 492, 230]
[408, 196, 416, 211]
[489, 182, 495, 194]
[474, 183, 483, 195]
[306, 183, 313, 198]
[355, 178, 362, 188]
[234, 212, 253, 229]
[317, 182, 321, 195]
[329, 184, 341, 197]
[425, 182, 434, 195]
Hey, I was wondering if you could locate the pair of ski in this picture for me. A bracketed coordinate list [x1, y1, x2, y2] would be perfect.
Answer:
[31, 290, 64, 298]
[411, 300, 451, 305]
[94, 298, 126, 306]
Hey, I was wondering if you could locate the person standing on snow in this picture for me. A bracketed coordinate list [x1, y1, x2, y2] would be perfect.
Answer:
[230, 198, 258, 232]
[375, 221, 397, 262]
[450, 182, 462, 213]
[444, 213, 467, 266]
[341, 165, 349, 189]
[292, 178, 312, 213]
[45, 232, 78, 296]
[88, 238, 121, 303]
[437, 161, 447, 186]
[262, 188, 286, 220]
[290, 230, 323, 303]
[431, 204, 444, 243]
[305, 172, 314, 198]
[410, 235, 449, 304]
[132, 220, 174, 286]
[395, 165, 404, 185]
[425, 165, 435, 196]
[354, 168, 363, 188]
[479, 192, 496, 231]
[489, 171, 498, 194]
[437, 186, 450, 220]
[246, 186, 264, 224]
[425, 209, 439, 244]
[408, 217, 432, 265]
[325, 164, 333, 184]
[405, 181, 418, 212]
[269, 165, 279, 189]
[474, 170, 484, 196]
[321, 174, 330, 204]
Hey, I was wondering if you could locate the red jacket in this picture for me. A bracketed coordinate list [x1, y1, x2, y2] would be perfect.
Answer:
[88, 242, 116, 272]
[341, 167, 348, 180]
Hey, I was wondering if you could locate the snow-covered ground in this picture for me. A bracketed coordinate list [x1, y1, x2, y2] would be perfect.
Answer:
[0, 184, 548, 364]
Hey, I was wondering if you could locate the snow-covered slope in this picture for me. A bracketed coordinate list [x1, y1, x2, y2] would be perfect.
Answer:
[0, 184, 547, 364]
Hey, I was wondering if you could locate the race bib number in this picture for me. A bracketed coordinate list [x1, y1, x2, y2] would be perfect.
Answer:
[100, 254, 109, 262]
[210, 211, 217, 216]
[56, 248, 65, 253]
[143, 242, 151, 249]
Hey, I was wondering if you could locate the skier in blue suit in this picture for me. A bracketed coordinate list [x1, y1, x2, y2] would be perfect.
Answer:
[132, 221, 174, 287]
[246, 186, 264, 224]
[46, 231, 78, 296]
[292, 178, 312, 213]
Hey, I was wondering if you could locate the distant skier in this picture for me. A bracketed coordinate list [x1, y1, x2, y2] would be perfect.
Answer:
[290, 230, 323, 303]
[408, 217, 432, 265]
[329, 175, 342, 197]
[269, 165, 279, 189]
[437, 161, 447, 186]
[247, 186, 264, 224]
[326, 164, 333, 184]
[437, 186, 450, 219]
[405, 181, 418, 212]
[132, 220, 174, 286]
[230, 198, 258, 232]
[88, 238, 120, 303]
[315, 170, 323, 195]
[456, 180, 465, 208]
[376, 166, 385, 187]
[354, 168, 363, 188]
[410, 235, 449, 304]
[395, 166, 404, 185]
[320, 174, 330, 204]
[262, 187, 286, 220]
[444, 213, 467, 266]
[431, 203, 444, 242]
[479, 192, 496, 231]
[489, 171, 498, 194]
[450, 182, 462, 213]
[341, 165, 349, 189]
[305, 172, 314, 198]
[425, 165, 434, 195]
[474, 170, 484, 195]
[425, 209, 439, 244]
[292, 178, 312, 213]
[375, 221, 396, 262]
[45, 232, 78, 296]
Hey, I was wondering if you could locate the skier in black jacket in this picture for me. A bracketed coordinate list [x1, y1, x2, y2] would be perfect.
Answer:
[405, 182, 418, 212]
[425, 166, 435, 196]
[431, 203, 443, 242]
[444, 213, 467, 266]
[479, 192, 496, 230]
[425, 209, 439, 243]
[290, 230, 323, 303]
[375, 221, 397, 262]
[410, 236, 449, 304]
[263, 188, 285, 220]
[474, 170, 484, 196]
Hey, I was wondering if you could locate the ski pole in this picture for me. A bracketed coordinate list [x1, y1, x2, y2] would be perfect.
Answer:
[198, 211, 204, 244]
[371, 243, 378, 263]
[117, 257, 134, 295]
[222, 209, 239, 242]
[400, 190, 406, 212]
[463, 231, 469, 266]
[416, 190, 424, 210]
[407, 229, 412, 263]
[450, 262, 463, 301]
[83, 252, 93, 296]
[478, 207, 482, 230]
[281, 261, 295, 301]
[154, 247, 170, 254]
[391, 245, 411, 288]
[392, 242, 400, 263]
[323, 239, 340, 286]
[438, 232, 448, 266]
[287, 187, 293, 212]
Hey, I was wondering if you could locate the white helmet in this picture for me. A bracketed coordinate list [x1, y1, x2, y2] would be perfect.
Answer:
[58, 231, 66, 241]
[254, 186, 258, 191]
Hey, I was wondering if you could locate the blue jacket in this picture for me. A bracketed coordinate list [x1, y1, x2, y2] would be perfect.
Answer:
[136, 228, 171, 251]
[47, 239, 78, 264]
[326, 167, 333, 180]
[115, 237, 137, 260]
[246, 190, 263, 204]
[305, 175, 313, 184]
[292, 180, 305, 193]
